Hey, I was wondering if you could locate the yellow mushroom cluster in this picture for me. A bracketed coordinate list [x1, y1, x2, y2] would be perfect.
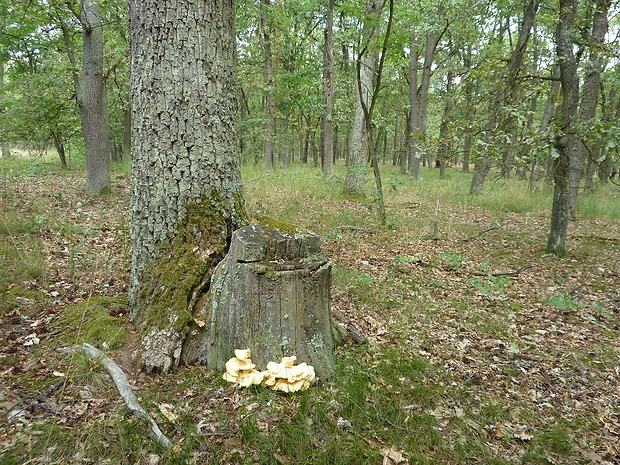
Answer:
[222, 350, 315, 392]
[222, 349, 265, 387]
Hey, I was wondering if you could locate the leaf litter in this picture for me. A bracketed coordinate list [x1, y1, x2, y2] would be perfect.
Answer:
[1, 168, 619, 463]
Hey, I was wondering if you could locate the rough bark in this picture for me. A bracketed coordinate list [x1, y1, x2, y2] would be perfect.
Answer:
[80, 0, 112, 195]
[547, 0, 579, 255]
[128, 0, 246, 372]
[182, 224, 336, 380]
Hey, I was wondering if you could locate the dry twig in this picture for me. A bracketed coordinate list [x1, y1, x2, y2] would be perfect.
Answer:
[460, 226, 499, 242]
[80, 343, 173, 450]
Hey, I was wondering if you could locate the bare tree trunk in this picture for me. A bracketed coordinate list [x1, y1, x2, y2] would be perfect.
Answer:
[0, 61, 10, 159]
[437, 70, 453, 179]
[547, 0, 579, 255]
[321, 0, 335, 180]
[260, 0, 276, 170]
[80, 0, 112, 195]
[343, 0, 382, 198]
[121, 103, 131, 161]
[576, 0, 610, 195]
[407, 25, 420, 179]
[462, 45, 473, 173]
[52, 132, 69, 169]
[537, 66, 561, 187]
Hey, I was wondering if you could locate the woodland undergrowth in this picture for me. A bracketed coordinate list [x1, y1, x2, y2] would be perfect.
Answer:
[1, 160, 619, 465]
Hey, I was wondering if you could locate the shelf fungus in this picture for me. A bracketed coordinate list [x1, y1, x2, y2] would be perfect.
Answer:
[223, 351, 316, 392]
[222, 349, 265, 387]
[263, 356, 316, 393]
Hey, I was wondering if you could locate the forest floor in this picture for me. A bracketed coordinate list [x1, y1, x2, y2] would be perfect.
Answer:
[1, 162, 619, 464]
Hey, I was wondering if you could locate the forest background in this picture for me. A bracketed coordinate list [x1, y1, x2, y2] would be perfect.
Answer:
[1, 0, 620, 464]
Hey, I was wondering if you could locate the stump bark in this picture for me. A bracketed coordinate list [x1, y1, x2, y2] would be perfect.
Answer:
[182, 224, 335, 380]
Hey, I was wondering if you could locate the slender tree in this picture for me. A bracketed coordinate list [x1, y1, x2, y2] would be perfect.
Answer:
[546, 0, 579, 255]
[470, 0, 540, 194]
[79, 0, 112, 195]
[321, 0, 335, 179]
[260, 0, 276, 169]
[343, 0, 382, 198]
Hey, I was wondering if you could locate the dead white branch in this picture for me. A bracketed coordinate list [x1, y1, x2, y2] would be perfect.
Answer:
[80, 343, 173, 450]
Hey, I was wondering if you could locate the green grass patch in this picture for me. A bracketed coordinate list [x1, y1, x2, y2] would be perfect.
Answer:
[59, 296, 129, 349]
[0, 285, 49, 316]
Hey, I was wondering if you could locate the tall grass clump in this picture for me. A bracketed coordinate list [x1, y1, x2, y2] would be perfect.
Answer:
[576, 184, 620, 220]
[469, 179, 552, 214]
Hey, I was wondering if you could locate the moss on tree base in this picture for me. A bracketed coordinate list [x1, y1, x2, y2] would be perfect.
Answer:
[132, 194, 235, 373]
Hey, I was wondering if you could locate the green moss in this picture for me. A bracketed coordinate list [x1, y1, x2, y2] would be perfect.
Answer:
[134, 193, 233, 335]
[0, 286, 49, 316]
[60, 296, 128, 349]
[255, 214, 306, 235]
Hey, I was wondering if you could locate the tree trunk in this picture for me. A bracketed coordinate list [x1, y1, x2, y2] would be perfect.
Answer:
[471, 0, 539, 193]
[462, 45, 473, 173]
[121, 103, 131, 161]
[80, 0, 112, 195]
[418, 30, 438, 153]
[321, 0, 335, 180]
[128, 0, 246, 372]
[536, 66, 561, 188]
[576, 0, 610, 194]
[437, 70, 453, 179]
[343, 0, 382, 198]
[547, 0, 579, 255]
[0, 60, 10, 159]
[407, 25, 420, 179]
[260, 0, 276, 170]
[52, 132, 69, 169]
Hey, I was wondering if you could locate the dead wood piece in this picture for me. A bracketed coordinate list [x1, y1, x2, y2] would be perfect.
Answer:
[80, 343, 173, 450]
[331, 309, 368, 345]
[461, 226, 499, 242]
[471, 265, 533, 278]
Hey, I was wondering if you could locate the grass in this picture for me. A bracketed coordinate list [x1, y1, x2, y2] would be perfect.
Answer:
[59, 296, 129, 349]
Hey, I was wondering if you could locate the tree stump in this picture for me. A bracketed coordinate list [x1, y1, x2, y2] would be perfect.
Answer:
[182, 224, 336, 380]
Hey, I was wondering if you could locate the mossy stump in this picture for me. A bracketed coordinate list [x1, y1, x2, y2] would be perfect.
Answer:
[182, 224, 336, 380]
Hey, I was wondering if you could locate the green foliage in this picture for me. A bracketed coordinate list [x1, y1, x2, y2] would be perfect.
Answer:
[440, 252, 465, 270]
[467, 275, 511, 297]
[547, 293, 579, 310]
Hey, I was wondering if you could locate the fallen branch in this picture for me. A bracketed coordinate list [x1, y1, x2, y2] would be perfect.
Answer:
[470, 265, 534, 278]
[80, 343, 173, 450]
[336, 225, 376, 234]
[460, 226, 499, 242]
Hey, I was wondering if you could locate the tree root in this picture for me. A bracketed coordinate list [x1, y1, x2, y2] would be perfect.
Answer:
[80, 343, 173, 450]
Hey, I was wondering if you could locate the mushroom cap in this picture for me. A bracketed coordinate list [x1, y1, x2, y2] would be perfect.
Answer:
[234, 348, 252, 360]
[263, 357, 316, 391]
